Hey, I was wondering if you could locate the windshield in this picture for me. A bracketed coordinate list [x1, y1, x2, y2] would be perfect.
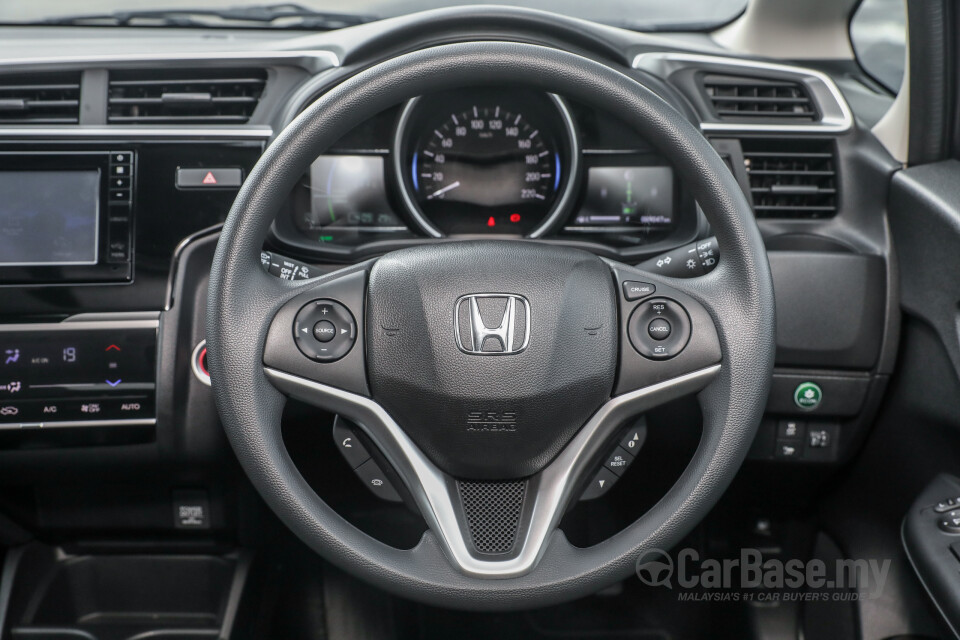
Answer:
[0, 0, 748, 31]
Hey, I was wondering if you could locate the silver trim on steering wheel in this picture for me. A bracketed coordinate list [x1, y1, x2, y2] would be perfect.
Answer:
[264, 363, 721, 578]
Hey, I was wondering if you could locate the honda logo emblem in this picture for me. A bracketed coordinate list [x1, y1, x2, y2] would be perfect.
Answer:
[454, 294, 530, 355]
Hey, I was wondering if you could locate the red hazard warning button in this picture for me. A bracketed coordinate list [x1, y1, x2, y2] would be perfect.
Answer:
[176, 168, 243, 189]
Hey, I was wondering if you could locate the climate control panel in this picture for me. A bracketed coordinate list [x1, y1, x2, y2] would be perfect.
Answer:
[0, 318, 157, 430]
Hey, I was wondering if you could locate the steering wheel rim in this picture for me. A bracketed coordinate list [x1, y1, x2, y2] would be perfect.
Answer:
[207, 41, 775, 610]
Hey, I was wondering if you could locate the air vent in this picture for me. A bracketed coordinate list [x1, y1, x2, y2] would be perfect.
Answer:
[0, 73, 81, 124]
[703, 74, 817, 121]
[108, 69, 267, 124]
[742, 139, 838, 219]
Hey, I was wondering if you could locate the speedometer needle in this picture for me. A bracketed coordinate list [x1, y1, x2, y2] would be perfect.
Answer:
[427, 181, 461, 199]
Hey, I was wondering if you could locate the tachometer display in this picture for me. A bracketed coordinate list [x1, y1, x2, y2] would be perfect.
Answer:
[396, 90, 577, 236]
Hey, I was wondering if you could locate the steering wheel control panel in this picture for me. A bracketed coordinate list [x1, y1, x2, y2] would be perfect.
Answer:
[627, 298, 692, 360]
[581, 419, 648, 500]
[332, 416, 402, 502]
[293, 299, 357, 362]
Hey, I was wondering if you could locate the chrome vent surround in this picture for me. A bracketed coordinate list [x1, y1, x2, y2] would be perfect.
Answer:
[107, 69, 267, 124]
[457, 480, 526, 555]
[743, 139, 838, 219]
[703, 74, 817, 121]
[0, 73, 81, 124]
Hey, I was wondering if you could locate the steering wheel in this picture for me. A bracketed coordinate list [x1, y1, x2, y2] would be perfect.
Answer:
[207, 41, 775, 610]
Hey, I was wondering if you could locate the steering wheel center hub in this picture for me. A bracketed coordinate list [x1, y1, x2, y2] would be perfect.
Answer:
[365, 241, 617, 479]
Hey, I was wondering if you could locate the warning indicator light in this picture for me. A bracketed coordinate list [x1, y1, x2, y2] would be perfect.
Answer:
[202, 171, 217, 185]
[509, 213, 521, 223]
[487, 216, 496, 227]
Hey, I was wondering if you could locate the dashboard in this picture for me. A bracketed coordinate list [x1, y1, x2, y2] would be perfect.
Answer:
[0, 7, 899, 548]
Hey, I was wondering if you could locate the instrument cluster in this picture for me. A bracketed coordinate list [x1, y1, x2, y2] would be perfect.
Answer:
[271, 88, 698, 259]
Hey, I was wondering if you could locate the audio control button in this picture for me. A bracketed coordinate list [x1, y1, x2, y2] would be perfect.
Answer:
[313, 320, 336, 343]
[293, 299, 356, 362]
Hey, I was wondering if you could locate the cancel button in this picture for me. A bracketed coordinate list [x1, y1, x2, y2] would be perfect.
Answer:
[647, 317, 672, 341]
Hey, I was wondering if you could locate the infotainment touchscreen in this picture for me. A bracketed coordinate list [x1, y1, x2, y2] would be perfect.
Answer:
[0, 170, 100, 266]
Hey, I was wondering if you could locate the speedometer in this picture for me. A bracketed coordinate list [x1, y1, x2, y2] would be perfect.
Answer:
[394, 89, 578, 237]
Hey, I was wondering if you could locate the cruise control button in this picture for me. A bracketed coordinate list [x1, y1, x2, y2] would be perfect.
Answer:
[355, 459, 402, 502]
[622, 281, 656, 301]
[332, 416, 371, 469]
[603, 446, 635, 477]
[581, 468, 618, 501]
[626, 298, 692, 360]
[313, 320, 336, 343]
[647, 318, 671, 341]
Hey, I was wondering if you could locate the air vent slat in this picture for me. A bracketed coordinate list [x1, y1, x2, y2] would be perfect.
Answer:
[0, 73, 81, 124]
[742, 139, 838, 219]
[108, 68, 266, 125]
[109, 77, 266, 87]
[108, 114, 253, 123]
[702, 73, 817, 122]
